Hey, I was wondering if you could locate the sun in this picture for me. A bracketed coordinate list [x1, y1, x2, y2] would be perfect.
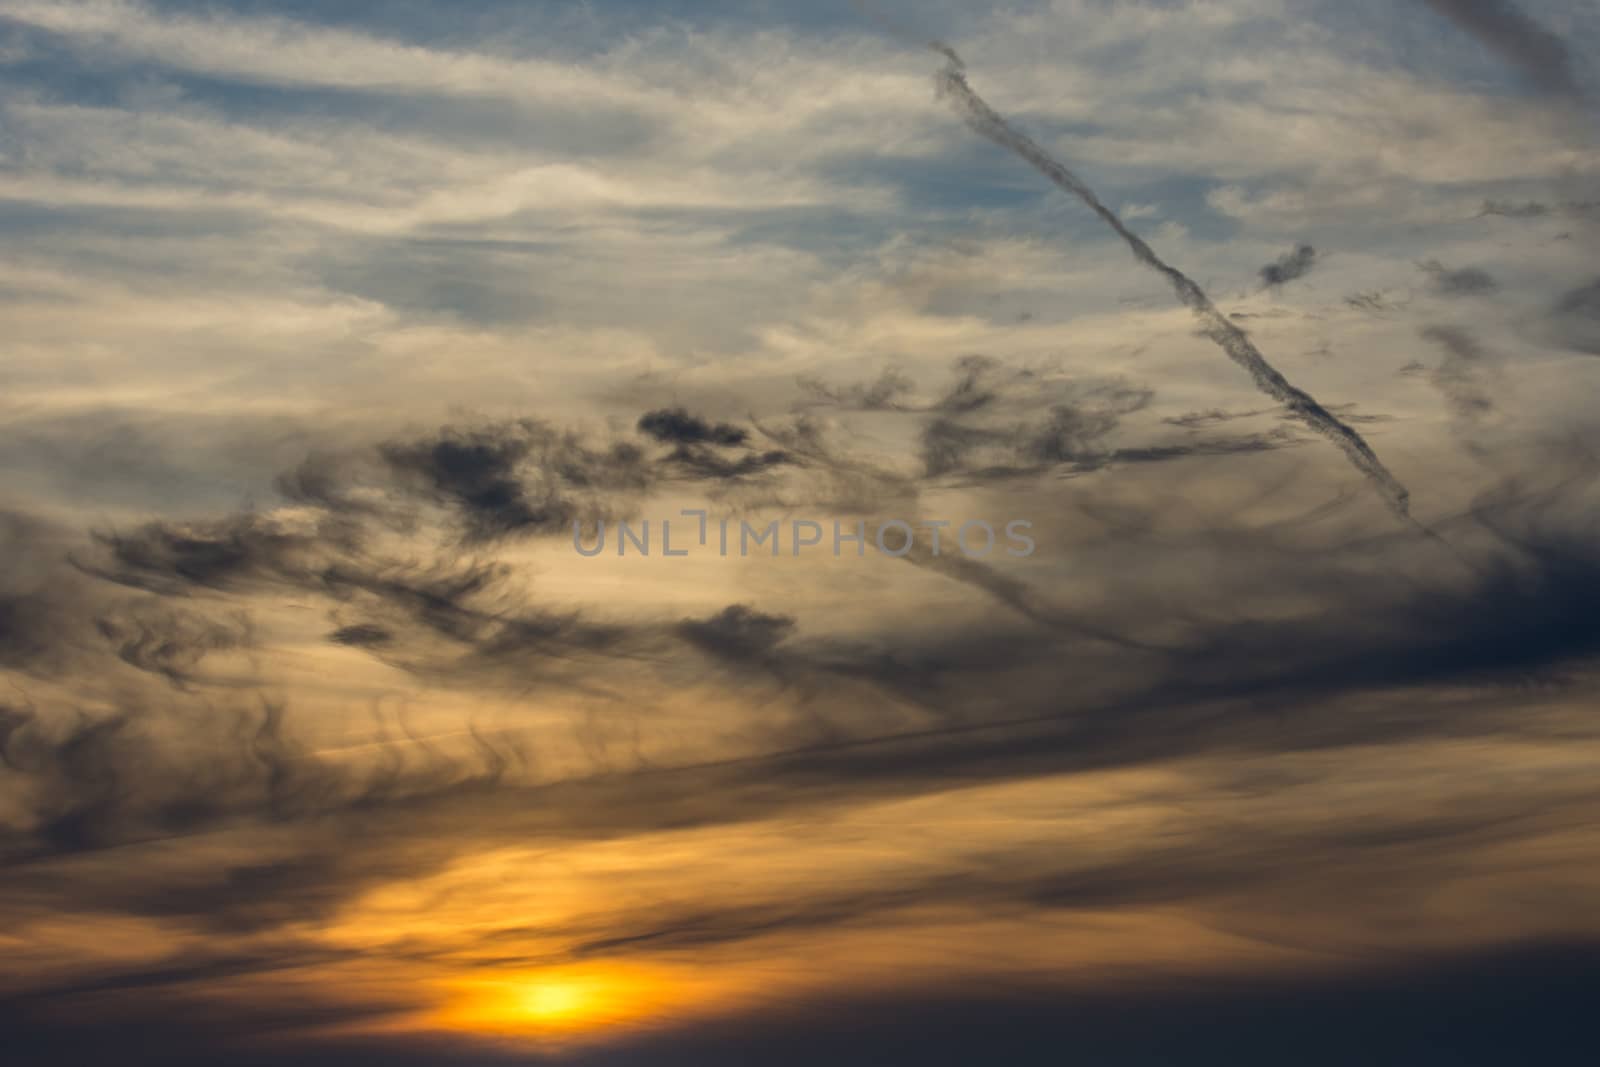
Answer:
[430, 964, 688, 1041]
[516, 978, 591, 1023]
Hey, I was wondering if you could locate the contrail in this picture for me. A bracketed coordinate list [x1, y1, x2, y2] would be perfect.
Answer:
[930, 48, 1414, 519]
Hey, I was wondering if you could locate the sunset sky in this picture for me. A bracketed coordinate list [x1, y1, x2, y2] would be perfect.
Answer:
[3, 2, 1600, 1063]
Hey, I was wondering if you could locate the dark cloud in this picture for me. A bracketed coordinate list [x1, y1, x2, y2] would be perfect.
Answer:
[1099, 429, 1305, 468]
[1475, 200, 1600, 220]
[679, 605, 797, 662]
[1259, 243, 1318, 288]
[81, 513, 338, 595]
[94, 608, 251, 689]
[664, 445, 793, 480]
[3, 512, 209, 680]
[638, 407, 749, 447]
[617, 408, 797, 483]
[904, 359, 1160, 479]
[1545, 277, 1600, 355]
[25, 404, 1600, 838]
[797, 367, 917, 411]
[1555, 278, 1600, 319]
[8, 390, 1600, 1067]
[1163, 408, 1276, 429]
[1421, 0, 1583, 98]
[326, 623, 393, 648]
[842, 455, 1600, 726]
[0, 694, 526, 866]
[68, 411, 815, 695]
[0, 535, 83, 674]
[1344, 290, 1407, 314]
[66, 493, 656, 707]
[381, 421, 650, 541]
[1419, 259, 1498, 297]
[1021, 385, 1155, 465]
[899, 363, 1301, 484]
[1421, 325, 1501, 434]
[935, 354, 1004, 414]
[1479, 198, 1552, 218]
[0, 590, 56, 672]
[318, 558, 655, 690]
[920, 416, 1012, 477]
[365, 415, 798, 518]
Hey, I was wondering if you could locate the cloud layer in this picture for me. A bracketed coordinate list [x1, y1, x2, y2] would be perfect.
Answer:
[4, 2, 1600, 1063]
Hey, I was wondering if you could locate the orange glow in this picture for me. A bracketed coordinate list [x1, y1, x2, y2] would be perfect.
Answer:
[430, 963, 698, 1042]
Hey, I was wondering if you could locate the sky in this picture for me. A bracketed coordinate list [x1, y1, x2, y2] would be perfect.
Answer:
[2, 1, 1600, 1063]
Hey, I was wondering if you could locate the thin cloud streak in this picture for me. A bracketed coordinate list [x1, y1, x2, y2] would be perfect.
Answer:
[929, 48, 1415, 519]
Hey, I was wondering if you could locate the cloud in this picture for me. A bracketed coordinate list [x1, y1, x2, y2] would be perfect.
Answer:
[1259, 244, 1319, 288]
[637, 408, 750, 447]
[7, 4, 1600, 1061]
[678, 605, 797, 664]
[381, 421, 649, 541]
[1420, 0, 1584, 98]
[82, 512, 343, 594]
[632, 408, 796, 481]
[1544, 277, 1600, 355]
[663, 445, 794, 481]
[0, 512, 87, 674]
[918, 376, 1159, 479]
[28, 403, 1600, 840]
[797, 367, 917, 411]
[4, 939, 1598, 1065]
[1421, 325, 1501, 437]
[1479, 198, 1552, 217]
[1419, 259, 1498, 296]
[8, 418, 1600, 1061]
[94, 606, 252, 689]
